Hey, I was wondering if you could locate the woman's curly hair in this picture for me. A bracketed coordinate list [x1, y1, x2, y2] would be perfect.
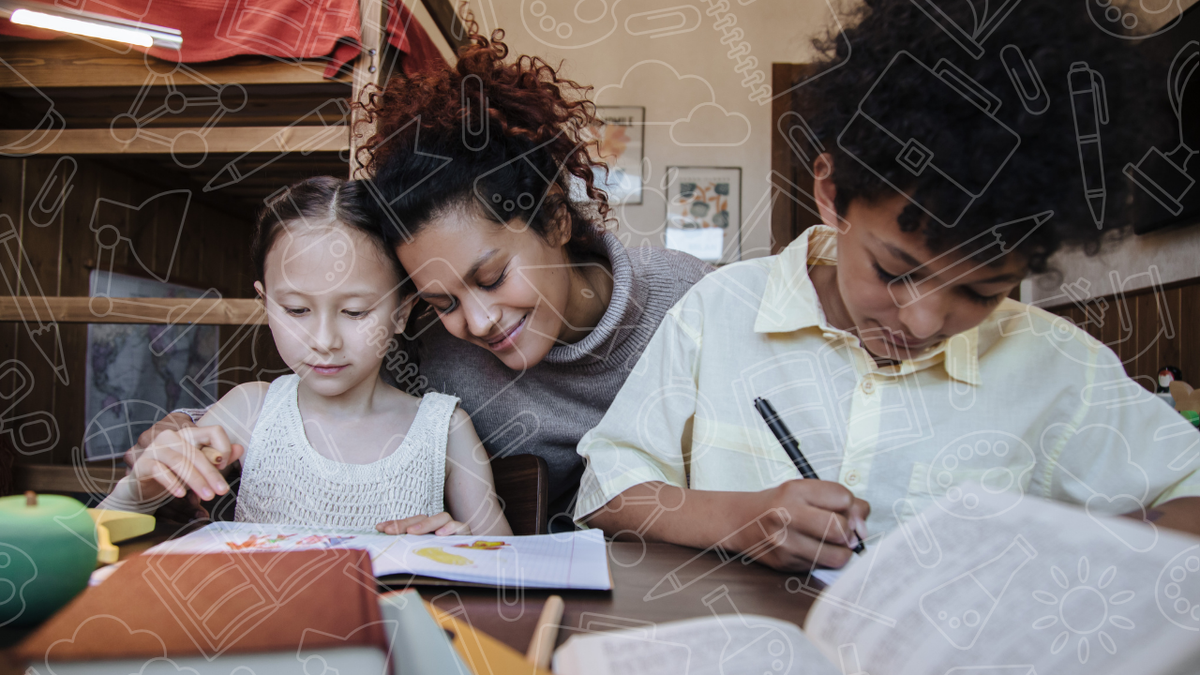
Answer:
[795, 0, 1167, 274]
[357, 14, 609, 261]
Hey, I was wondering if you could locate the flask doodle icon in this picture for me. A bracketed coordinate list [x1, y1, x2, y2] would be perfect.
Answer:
[920, 536, 1038, 649]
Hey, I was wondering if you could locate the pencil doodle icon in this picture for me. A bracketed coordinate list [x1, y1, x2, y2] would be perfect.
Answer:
[919, 535, 1037, 650]
[1124, 41, 1199, 217]
[205, 98, 350, 192]
[1068, 62, 1109, 228]
[644, 508, 791, 601]
[0, 215, 68, 385]
[909, 0, 1023, 58]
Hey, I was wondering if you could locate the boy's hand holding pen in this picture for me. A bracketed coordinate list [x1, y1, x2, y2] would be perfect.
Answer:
[754, 397, 869, 557]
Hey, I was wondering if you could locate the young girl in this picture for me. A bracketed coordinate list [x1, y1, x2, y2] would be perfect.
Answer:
[102, 177, 511, 537]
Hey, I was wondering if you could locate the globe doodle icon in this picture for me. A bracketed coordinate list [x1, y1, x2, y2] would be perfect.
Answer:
[81, 399, 171, 466]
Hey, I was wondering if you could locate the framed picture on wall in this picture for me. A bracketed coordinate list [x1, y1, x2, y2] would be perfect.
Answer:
[586, 106, 645, 204]
[664, 166, 741, 263]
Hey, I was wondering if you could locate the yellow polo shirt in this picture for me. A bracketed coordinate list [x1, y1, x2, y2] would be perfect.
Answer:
[574, 225, 1200, 536]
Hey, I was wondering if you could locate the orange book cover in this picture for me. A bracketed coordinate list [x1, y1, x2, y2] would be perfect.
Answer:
[18, 548, 387, 665]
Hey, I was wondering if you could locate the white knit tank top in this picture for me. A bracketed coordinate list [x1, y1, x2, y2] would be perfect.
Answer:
[234, 374, 459, 531]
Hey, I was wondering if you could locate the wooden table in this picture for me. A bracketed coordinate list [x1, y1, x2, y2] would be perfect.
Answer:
[1, 525, 823, 670]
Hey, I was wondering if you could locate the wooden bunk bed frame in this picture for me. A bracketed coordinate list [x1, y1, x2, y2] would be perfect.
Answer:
[0, 0, 462, 492]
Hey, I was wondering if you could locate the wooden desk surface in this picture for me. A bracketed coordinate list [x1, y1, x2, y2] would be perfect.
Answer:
[0, 525, 821, 670]
[422, 540, 818, 651]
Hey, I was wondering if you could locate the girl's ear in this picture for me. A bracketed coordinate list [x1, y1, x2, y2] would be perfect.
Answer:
[254, 281, 266, 301]
[392, 296, 416, 335]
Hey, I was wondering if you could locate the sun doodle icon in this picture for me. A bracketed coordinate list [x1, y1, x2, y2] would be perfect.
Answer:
[1031, 556, 1136, 664]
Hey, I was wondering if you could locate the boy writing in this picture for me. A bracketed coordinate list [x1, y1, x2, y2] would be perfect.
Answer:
[574, 0, 1200, 570]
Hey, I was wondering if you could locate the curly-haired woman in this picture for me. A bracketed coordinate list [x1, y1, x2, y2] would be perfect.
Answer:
[359, 24, 711, 530]
[125, 24, 709, 530]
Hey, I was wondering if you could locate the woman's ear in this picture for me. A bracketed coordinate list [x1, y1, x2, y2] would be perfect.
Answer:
[253, 281, 266, 301]
[812, 153, 841, 231]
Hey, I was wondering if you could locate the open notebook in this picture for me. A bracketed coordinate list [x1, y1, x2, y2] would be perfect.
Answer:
[147, 522, 612, 590]
[555, 490, 1200, 675]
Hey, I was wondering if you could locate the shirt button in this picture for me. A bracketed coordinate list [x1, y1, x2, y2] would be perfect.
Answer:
[861, 379, 875, 394]
[845, 470, 860, 486]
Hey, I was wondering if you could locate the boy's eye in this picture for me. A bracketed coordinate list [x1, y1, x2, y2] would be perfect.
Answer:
[872, 262, 900, 283]
[962, 287, 1006, 306]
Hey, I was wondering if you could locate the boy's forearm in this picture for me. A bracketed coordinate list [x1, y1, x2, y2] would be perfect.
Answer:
[1142, 497, 1200, 537]
[584, 482, 759, 552]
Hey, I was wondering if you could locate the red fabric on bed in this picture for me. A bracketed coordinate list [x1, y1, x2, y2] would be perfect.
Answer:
[0, 0, 446, 77]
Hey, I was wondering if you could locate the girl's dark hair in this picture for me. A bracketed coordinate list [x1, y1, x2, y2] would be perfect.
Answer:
[795, 0, 1165, 274]
[252, 176, 407, 290]
[357, 15, 609, 260]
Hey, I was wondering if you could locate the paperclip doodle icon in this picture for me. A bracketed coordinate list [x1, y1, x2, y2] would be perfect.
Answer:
[1001, 44, 1049, 115]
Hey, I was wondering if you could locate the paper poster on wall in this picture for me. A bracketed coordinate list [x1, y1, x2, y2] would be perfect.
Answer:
[665, 166, 741, 263]
[585, 106, 645, 204]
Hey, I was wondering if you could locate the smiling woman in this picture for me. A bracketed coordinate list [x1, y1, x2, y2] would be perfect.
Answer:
[359, 21, 712, 528]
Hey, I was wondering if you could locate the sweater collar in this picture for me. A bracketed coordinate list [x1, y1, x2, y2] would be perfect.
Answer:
[542, 231, 642, 366]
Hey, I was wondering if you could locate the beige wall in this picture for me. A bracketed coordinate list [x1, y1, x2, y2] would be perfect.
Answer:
[1030, 222, 1200, 304]
[461, 0, 839, 262]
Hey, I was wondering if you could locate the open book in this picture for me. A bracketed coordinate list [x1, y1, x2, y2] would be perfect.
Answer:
[147, 522, 612, 590]
[555, 491, 1200, 675]
[806, 490, 1200, 675]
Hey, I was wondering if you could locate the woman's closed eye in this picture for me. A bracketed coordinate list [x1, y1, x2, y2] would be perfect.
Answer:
[343, 309, 371, 319]
[478, 267, 508, 291]
[283, 306, 309, 316]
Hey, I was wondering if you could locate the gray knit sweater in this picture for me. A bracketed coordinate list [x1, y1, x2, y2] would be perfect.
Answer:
[415, 232, 712, 528]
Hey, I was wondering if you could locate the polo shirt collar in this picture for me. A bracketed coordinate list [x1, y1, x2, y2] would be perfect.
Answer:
[753, 225, 982, 386]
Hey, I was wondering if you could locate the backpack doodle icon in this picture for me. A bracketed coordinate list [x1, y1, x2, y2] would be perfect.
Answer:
[837, 51, 1021, 228]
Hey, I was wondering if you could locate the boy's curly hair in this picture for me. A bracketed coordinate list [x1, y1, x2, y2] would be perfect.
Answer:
[796, 0, 1164, 274]
[357, 14, 609, 260]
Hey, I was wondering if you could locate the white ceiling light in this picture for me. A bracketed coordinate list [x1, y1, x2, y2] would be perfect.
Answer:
[0, 1, 181, 50]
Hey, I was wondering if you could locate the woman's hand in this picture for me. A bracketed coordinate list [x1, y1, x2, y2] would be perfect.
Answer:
[375, 512, 472, 536]
[129, 425, 243, 503]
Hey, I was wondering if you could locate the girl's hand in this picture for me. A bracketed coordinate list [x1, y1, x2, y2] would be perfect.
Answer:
[375, 512, 472, 536]
[130, 426, 243, 503]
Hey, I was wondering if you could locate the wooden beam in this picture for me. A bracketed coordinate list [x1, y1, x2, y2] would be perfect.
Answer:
[351, 0, 387, 179]
[0, 125, 349, 155]
[421, 0, 469, 53]
[0, 39, 351, 88]
[12, 463, 123, 495]
[0, 296, 266, 325]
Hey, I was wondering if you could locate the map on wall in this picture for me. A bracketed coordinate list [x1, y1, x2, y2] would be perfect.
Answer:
[83, 270, 219, 459]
